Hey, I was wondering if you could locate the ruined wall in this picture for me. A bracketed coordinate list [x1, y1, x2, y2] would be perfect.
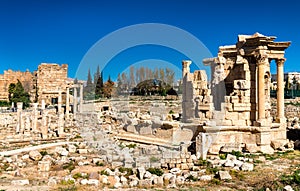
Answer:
[37, 63, 68, 105]
[182, 61, 213, 123]
[0, 70, 33, 101]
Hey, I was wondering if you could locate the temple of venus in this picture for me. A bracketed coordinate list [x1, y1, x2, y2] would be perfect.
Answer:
[182, 33, 291, 157]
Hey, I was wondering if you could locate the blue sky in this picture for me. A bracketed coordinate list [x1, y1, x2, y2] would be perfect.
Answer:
[0, 0, 299, 81]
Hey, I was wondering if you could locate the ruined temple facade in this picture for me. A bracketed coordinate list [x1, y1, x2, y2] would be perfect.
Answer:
[183, 33, 291, 156]
[36, 63, 69, 105]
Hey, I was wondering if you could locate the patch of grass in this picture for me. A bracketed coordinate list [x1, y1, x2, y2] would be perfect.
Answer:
[206, 167, 219, 175]
[62, 162, 75, 172]
[219, 154, 227, 160]
[95, 161, 104, 166]
[169, 110, 174, 114]
[210, 178, 221, 185]
[72, 173, 88, 179]
[230, 150, 244, 158]
[186, 174, 198, 182]
[119, 167, 133, 177]
[100, 170, 109, 176]
[58, 185, 77, 191]
[60, 179, 75, 185]
[147, 167, 164, 176]
[39, 150, 48, 156]
[230, 169, 245, 181]
[280, 169, 300, 185]
[126, 143, 137, 149]
[195, 159, 210, 167]
[150, 156, 160, 163]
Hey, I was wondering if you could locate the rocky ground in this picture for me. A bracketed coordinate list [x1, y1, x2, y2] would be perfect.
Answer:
[0, 139, 299, 191]
[0, 98, 300, 191]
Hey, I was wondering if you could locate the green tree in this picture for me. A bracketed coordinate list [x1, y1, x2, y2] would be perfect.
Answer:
[94, 65, 101, 85]
[9, 80, 31, 108]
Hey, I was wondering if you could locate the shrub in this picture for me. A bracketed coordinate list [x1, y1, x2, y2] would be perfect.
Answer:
[100, 170, 109, 176]
[147, 167, 164, 176]
[186, 175, 198, 182]
[63, 162, 75, 172]
[150, 156, 160, 163]
[95, 161, 104, 166]
[40, 150, 48, 156]
[126, 143, 137, 149]
[72, 173, 88, 179]
[119, 167, 133, 177]
[60, 179, 75, 185]
[280, 169, 300, 185]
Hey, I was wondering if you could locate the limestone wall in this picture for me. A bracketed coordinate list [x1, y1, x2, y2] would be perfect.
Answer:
[0, 70, 33, 101]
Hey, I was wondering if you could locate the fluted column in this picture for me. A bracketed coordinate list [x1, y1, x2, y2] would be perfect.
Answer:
[276, 58, 285, 122]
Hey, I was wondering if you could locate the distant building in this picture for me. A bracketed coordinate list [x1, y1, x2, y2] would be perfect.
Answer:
[271, 72, 300, 89]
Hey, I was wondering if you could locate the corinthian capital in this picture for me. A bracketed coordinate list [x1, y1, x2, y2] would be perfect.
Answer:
[255, 54, 268, 65]
[276, 58, 286, 67]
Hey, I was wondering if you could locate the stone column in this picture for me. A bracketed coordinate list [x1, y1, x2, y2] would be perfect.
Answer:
[276, 58, 286, 122]
[58, 89, 62, 113]
[257, 55, 267, 123]
[79, 84, 83, 113]
[41, 99, 45, 110]
[66, 87, 70, 118]
[32, 103, 38, 132]
[16, 102, 23, 134]
[41, 112, 48, 139]
[73, 87, 77, 115]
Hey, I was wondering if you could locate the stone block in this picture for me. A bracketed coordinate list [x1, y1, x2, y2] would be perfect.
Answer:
[232, 120, 247, 126]
[225, 111, 239, 121]
[171, 151, 180, 159]
[38, 161, 51, 172]
[11, 179, 29, 186]
[238, 112, 250, 120]
[234, 80, 250, 90]
[231, 96, 239, 103]
[162, 150, 172, 159]
[271, 140, 287, 149]
[29, 150, 42, 161]
[221, 120, 233, 126]
[218, 171, 232, 180]
[139, 125, 152, 135]
[256, 132, 271, 145]
[233, 103, 251, 112]
[78, 149, 88, 154]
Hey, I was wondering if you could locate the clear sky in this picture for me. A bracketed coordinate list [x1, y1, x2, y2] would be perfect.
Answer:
[0, 0, 299, 81]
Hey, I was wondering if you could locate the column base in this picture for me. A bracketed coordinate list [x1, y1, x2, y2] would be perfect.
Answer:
[276, 117, 286, 124]
[254, 119, 271, 127]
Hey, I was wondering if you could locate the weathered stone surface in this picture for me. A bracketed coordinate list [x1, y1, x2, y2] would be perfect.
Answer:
[38, 161, 51, 172]
[218, 171, 232, 180]
[29, 150, 42, 161]
[11, 179, 30, 186]
[241, 162, 254, 171]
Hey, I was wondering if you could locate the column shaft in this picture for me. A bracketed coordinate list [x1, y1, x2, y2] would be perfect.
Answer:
[257, 58, 266, 121]
[66, 87, 70, 117]
[276, 58, 285, 120]
[73, 87, 77, 114]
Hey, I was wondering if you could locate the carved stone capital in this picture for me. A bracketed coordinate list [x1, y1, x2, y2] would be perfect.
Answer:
[255, 54, 269, 65]
[276, 58, 286, 67]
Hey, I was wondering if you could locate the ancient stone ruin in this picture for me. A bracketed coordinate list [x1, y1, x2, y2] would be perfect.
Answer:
[182, 33, 291, 156]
